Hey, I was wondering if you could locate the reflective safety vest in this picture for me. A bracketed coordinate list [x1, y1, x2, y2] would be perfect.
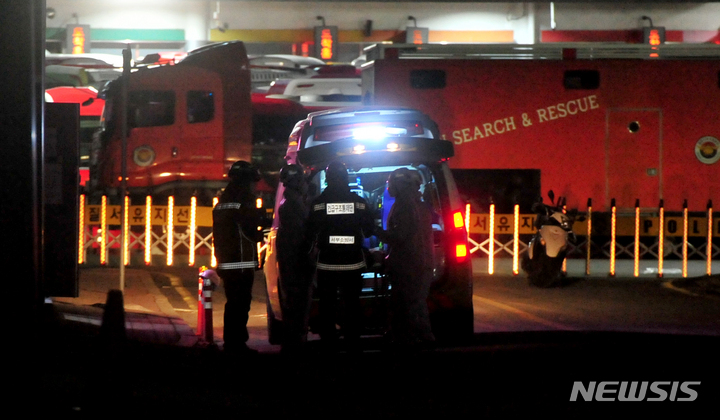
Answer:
[307, 185, 375, 272]
[213, 188, 265, 271]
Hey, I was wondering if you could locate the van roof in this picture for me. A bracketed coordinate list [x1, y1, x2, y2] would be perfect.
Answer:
[295, 107, 452, 168]
[304, 107, 434, 127]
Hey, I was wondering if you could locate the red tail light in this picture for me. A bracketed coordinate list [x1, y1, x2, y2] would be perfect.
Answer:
[453, 211, 464, 229]
[456, 243, 468, 259]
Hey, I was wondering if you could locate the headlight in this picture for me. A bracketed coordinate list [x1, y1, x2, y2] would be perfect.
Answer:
[133, 145, 155, 167]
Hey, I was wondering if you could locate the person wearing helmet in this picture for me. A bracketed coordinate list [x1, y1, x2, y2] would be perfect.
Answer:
[213, 160, 267, 356]
[276, 163, 312, 356]
[382, 167, 435, 351]
[306, 160, 375, 353]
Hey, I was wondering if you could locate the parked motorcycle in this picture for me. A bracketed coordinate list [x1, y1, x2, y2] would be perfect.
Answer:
[521, 191, 581, 288]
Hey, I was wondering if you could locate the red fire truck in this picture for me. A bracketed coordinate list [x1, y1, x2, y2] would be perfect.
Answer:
[361, 43, 720, 213]
[89, 41, 256, 204]
[89, 41, 350, 205]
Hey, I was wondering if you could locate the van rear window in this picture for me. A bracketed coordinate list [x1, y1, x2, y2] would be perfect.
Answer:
[308, 164, 445, 241]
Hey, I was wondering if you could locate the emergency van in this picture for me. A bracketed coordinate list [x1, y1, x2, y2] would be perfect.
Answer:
[361, 43, 720, 213]
[263, 107, 474, 344]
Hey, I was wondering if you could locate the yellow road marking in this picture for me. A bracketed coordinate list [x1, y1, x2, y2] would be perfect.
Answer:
[660, 281, 699, 297]
[661, 281, 719, 300]
[473, 295, 577, 330]
[167, 273, 199, 309]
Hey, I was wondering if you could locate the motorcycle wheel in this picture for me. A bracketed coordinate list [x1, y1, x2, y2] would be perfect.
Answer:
[524, 248, 566, 288]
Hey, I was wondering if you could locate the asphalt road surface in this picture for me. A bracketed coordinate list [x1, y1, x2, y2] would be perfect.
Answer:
[472, 274, 720, 335]
[35, 262, 720, 416]
[149, 263, 720, 350]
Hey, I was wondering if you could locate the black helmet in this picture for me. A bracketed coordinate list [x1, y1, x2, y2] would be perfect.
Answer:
[387, 167, 421, 197]
[279, 163, 305, 189]
[325, 160, 348, 187]
[228, 160, 261, 183]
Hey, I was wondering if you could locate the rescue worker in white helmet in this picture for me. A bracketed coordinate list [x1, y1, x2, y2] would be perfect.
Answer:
[213, 160, 267, 356]
[382, 167, 435, 350]
[276, 163, 312, 356]
[306, 160, 375, 353]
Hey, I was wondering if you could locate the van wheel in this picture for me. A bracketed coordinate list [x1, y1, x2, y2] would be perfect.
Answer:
[431, 306, 474, 344]
[429, 282, 474, 344]
[266, 295, 284, 345]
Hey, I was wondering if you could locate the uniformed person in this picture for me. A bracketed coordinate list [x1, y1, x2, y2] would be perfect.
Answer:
[306, 161, 374, 353]
[382, 168, 435, 350]
[213, 160, 267, 355]
[276, 163, 312, 356]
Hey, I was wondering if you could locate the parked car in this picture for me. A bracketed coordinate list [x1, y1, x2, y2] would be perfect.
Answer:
[250, 54, 326, 91]
[265, 77, 362, 108]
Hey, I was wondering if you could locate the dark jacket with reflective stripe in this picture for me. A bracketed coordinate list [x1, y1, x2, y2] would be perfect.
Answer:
[385, 190, 434, 274]
[212, 184, 265, 270]
[307, 185, 374, 270]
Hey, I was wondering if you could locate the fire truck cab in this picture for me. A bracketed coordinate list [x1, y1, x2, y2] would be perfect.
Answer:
[89, 41, 253, 204]
[263, 107, 474, 345]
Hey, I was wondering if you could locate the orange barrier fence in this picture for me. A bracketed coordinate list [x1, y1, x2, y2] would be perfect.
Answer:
[78, 195, 718, 278]
[464, 199, 718, 278]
